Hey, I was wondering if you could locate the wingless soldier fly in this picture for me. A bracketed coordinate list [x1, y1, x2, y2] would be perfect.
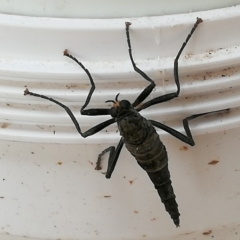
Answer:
[24, 18, 221, 226]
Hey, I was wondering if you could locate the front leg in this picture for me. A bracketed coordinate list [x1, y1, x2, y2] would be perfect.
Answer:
[64, 50, 111, 116]
[125, 22, 156, 108]
[137, 18, 203, 111]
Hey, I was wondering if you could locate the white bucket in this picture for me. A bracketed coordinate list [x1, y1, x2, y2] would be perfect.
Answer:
[0, 1, 240, 239]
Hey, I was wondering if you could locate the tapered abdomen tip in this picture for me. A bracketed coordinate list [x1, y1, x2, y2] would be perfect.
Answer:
[173, 218, 180, 227]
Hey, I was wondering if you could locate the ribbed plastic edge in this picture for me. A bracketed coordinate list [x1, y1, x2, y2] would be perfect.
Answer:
[0, 6, 240, 143]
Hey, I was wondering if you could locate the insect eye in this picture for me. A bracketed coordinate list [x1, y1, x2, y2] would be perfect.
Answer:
[120, 100, 130, 109]
[110, 107, 117, 117]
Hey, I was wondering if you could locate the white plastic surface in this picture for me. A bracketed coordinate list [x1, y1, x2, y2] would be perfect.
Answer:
[0, 0, 240, 18]
[1, 130, 240, 240]
[0, 3, 240, 240]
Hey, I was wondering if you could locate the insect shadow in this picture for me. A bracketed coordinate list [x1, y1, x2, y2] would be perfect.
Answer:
[24, 18, 226, 227]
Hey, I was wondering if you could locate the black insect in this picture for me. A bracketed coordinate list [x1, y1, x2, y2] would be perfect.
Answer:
[24, 17, 212, 227]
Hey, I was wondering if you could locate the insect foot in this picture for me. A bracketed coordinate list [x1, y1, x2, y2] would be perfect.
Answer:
[63, 49, 69, 56]
[196, 17, 203, 24]
[24, 88, 30, 95]
[125, 22, 132, 27]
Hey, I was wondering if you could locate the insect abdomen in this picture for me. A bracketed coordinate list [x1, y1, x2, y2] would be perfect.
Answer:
[147, 164, 180, 227]
[125, 123, 180, 227]
[126, 126, 167, 172]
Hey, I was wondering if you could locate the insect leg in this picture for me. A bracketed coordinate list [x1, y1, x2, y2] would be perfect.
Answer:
[137, 18, 203, 111]
[95, 138, 124, 179]
[63, 50, 111, 116]
[106, 138, 124, 178]
[24, 88, 115, 138]
[149, 119, 195, 146]
[125, 22, 156, 107]
[96, 146, 115, 170]
[149, 108, 228, 145]
[24, 49, 119, 136]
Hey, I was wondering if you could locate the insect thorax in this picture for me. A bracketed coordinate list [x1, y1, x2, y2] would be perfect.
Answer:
[117, 111, 168, 172]
[117, 110, 149, 145]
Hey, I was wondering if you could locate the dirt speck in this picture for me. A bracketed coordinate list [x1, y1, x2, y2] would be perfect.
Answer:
[202, 230, 212, 235]
[88, 161, 93, 166]
[134, 210, 139, 214]
[66, 84, 78, 89]
[208, 160, 219, 165]
[180, 231, 195, 236]
[103, 195, 111, 198]
[57, 162, 63, 165]
[180, 146, 188, 151]
[1, 123, 10, 129]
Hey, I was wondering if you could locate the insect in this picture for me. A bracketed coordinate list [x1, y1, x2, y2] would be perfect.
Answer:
[24, 17, 212, 227]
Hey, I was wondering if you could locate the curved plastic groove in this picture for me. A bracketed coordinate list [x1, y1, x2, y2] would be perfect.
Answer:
[0, 6, 240, 62]
[1, 0, 240, 18]
[1, 6, 240, 143]
[0, 107, 239, 144]
[1, 61, 240, 104]
[0, 85, 239, 122]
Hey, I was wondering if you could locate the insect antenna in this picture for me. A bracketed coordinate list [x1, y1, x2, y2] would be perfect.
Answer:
[105, 100, 115, 104]
[115, 93, 120, 101]
[105, 93, 120, 104]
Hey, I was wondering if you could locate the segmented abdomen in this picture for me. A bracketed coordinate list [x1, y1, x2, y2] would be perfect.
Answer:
[124, 124, 180, 227]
